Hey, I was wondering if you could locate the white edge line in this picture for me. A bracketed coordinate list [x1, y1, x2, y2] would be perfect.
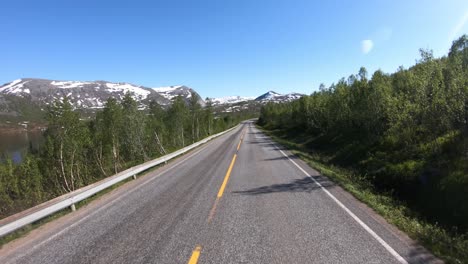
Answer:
[264, 133, 408, 264]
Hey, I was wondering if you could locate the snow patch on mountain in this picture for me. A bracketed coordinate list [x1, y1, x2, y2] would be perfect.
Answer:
[283, 93, 302, 100]
[208, 96, 255, 105]
[0, 79, 35, 95]
[0, 79, 23, 94]
[255, 91, 304, 103]
[0, 79, 22, 92]
[105, 83, 151, 99]
[153, 85, 183, 93]
[254, 91, 281, 101]
[51, 81, 92, 88]
[152, 85, 200, 103]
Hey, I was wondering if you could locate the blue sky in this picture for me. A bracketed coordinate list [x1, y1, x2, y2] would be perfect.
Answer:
[1, 0, 467, 98]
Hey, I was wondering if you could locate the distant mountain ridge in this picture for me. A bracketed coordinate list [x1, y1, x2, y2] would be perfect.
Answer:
[207, 96, 256, 106]
[254, 91, 304, 103]
[0, 78, 305, 119]
[0, 78, 205, 109]
[208, 91, 304, 106]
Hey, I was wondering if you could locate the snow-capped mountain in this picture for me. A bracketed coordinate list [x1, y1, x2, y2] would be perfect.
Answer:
[209, 91, 304, 114]
[0, 78, 207, 112]
[0, 78, 305, 119]
[207, 96, 255, 106]
[254, 91, 281, 101]
[0, 78, 170, 109]
[153, 85, 205, 106]
[208, 91, 303, 107]
[255, 91, 304, 103]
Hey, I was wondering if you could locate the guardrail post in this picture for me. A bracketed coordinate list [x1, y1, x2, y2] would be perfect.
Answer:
[70, 204, 76, 212]
[132, 174, 137, 180]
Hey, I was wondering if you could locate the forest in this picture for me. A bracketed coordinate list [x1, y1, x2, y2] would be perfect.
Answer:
[259, 35, 468, 232]
[0, 92, 249, 219]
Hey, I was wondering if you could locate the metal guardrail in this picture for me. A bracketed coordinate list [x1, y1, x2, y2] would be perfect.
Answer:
[0, 125, 239, 238]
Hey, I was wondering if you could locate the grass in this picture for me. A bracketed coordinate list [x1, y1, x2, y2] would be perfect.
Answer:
[259, 126, 468, 264]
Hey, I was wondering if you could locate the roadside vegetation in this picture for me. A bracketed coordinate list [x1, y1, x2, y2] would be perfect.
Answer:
[258, 35, 468, 263]
[0, 92, 251, 220]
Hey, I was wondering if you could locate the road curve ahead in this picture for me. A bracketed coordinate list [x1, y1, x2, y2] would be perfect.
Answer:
[0, 121, 440, 264]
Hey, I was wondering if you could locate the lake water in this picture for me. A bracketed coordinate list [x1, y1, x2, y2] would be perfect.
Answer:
[0, 130, 44, 163]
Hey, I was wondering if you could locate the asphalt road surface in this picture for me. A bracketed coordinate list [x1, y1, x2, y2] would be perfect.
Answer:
[0, 121, 441, 264]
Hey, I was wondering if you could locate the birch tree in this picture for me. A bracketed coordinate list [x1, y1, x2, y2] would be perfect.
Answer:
[44, 97, 90, 193]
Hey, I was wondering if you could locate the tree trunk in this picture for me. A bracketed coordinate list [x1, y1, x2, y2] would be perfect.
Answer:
[208, 119, 212, 135]
[192, 115, 195, 143]
[69, 148, 76, 191]
[181, 127, 185, 147]
[59, 140, 71, 193]
[196, 116, 200, 140]
[95, 144, 108, 176]
[154, 131, 167, 155]
[112, 136, 118, 174]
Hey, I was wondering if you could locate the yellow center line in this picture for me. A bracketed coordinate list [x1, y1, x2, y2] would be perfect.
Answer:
[187, 246, 202, 264]
[217, 154, 237, 198]
[187, 129, 244, 263]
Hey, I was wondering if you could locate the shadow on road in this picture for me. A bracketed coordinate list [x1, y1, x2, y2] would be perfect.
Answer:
[245, 140, 289, 151]
[262, 156, 291, 161]
[233, 176, 335, 196]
